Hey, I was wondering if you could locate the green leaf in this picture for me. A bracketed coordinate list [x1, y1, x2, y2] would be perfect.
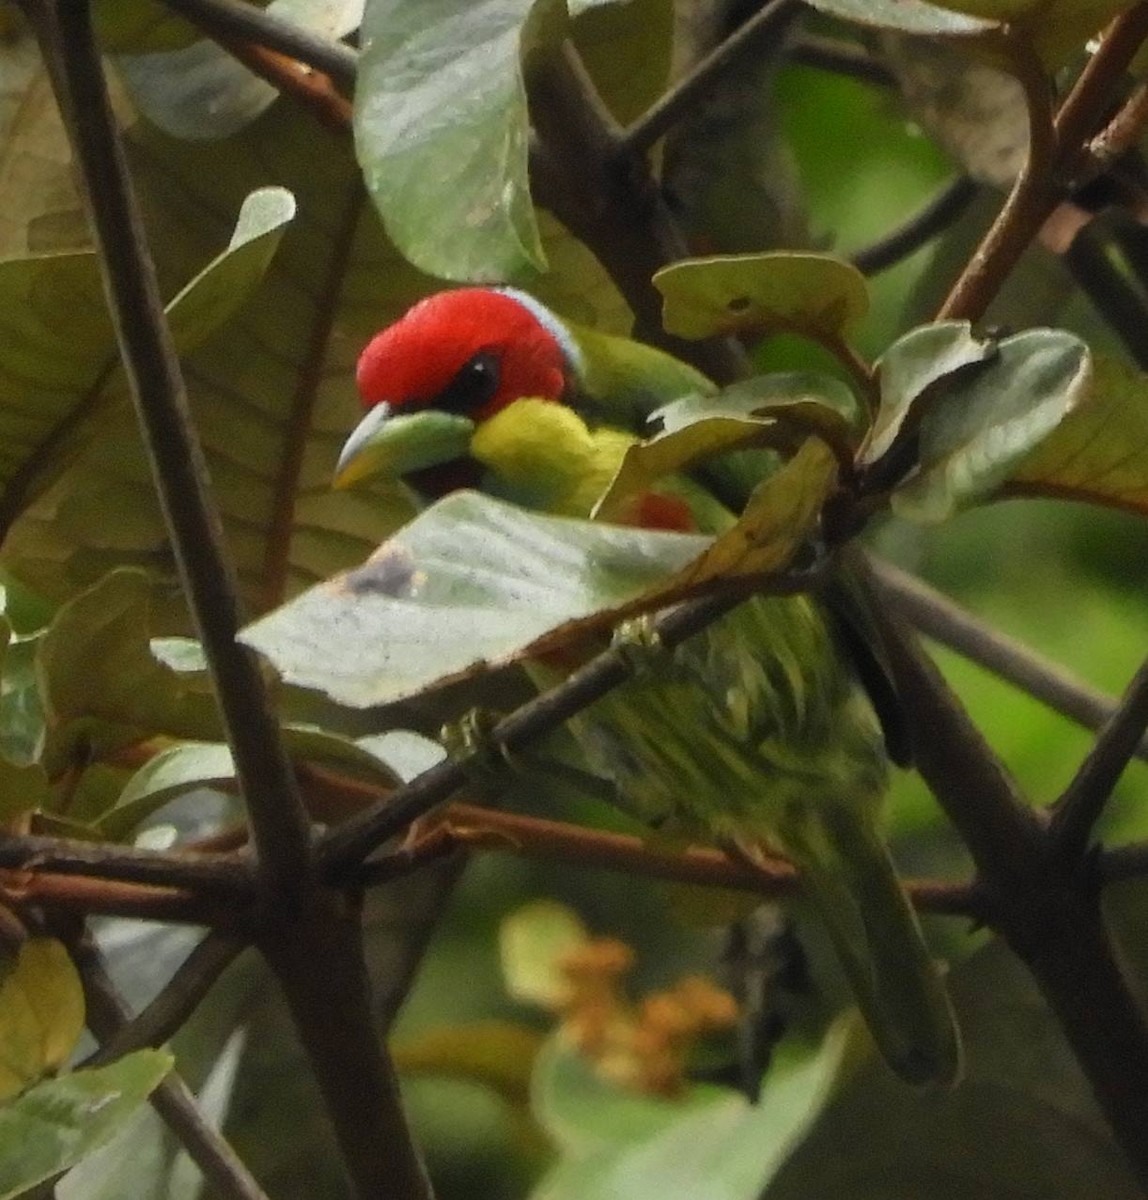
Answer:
[98, 724, 405, 838]
[0, 23, 88, 257]
[0, 186, 293, 556]
[595, 373, 856, 523]
[636, 438, 836, 596]
[0, 1050, 173, 1200]
[1004, 354, 1148, 515]
[0, 939, 85, 1101]
[892, 328, 1091, 523]
[95, 0, 201, 52]
[532, 1014, 862, 1200]
[800, 0, 997, 37]
[499, 900, 589, 1008]
[654, 253, 869, 342]
[863, 321, 998, 467]
[239, 491, 711, 707]
[37, 570, 221, 774]
[0, 757, 52, 823]
[355, 0, 558, 280]
[764, 941, 1141, 1198]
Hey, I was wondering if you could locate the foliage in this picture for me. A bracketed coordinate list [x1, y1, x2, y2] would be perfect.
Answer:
[1, 0, 1148, 1198]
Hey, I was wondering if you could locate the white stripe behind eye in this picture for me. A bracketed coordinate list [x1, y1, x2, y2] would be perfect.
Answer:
[494, 287, 585, 377]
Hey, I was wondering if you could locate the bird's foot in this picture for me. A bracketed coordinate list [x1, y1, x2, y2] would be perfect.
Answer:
[440, 707, 517, 789]
[611, 614, 665, 677]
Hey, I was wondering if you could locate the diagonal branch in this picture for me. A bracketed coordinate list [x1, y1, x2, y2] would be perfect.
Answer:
[24, 0, 313, 900]
[617, 0, 800, 159]
[160, 0, 357, 92]
[71, 933, 271, 1200]
[83, 932, 245, 1068]
[852, 177, 979, 276]
[1051, 653, 1148, 859]
[870, 559, 1148, 765]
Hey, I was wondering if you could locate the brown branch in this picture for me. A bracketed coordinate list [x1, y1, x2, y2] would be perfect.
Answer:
[23, 0, 313, 900]
[385, 802, 987, 919]
[83, 932, 246, 1067]
[939, 6, 1148, 323]
[2, 871, 244, 925]
[618, 0, 800, 159]
[870, 559, 1148, 766]
[71, 932, 271, 1200]
[160, 0, 357, 93]
[1052, 653, 1148, 859]
[256, 895, 433, 1200]
[936, 32, 1058, 322]
[0, 833, 255, 895]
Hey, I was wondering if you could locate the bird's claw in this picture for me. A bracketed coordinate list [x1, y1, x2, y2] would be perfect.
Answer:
[611, 614, 665, 677]
[440, 707, 518, 788]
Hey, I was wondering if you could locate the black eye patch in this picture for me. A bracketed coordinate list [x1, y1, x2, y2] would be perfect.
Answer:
[435, 349, 502, 416]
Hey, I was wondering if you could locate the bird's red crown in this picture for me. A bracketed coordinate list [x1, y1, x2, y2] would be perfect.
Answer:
[355, 288, 569, 421]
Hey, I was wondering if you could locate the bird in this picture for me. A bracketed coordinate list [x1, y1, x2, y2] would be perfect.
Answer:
[334, 286, 962, 1087]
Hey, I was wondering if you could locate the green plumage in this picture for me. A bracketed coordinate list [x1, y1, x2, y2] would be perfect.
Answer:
[476, 398, 961, 1086]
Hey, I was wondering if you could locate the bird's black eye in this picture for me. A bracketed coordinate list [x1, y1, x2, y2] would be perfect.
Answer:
[436, 350, 501, 416]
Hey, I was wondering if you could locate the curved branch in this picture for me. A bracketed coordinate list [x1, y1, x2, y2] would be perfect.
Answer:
[618, 0, 800, 159]
[852, 176, 979, 276]
[83, 932, 246, 1067]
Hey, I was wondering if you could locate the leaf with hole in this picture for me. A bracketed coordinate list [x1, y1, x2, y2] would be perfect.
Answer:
[653, 253, 869, 343]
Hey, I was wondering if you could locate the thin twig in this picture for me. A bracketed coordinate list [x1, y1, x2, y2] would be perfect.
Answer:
[618, 0, 799, 159]
[1085, 80, 1148, 175]
[852, 177, 979, 276]
[787, 35, 897, 88]
[83, 932, 246, 1067]
[0, 832, 255, 894]
[936, 32, 1058, 322]
[1052, 654, 1148, 859]
[939, 6, 1148, 323]
[71, 933, 271, 1200]
[378, 802, 987, 918]
[2, 872, 243, 925]
[26, 0, 313, 900]
[160, 0, 357, 92]
[869, 559, 1148, 766]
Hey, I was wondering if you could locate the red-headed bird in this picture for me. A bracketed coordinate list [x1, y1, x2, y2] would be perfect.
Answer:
[335, 287, 961, 1087]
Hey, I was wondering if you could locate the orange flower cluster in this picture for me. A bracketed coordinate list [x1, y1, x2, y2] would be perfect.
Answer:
[552, 937, 739, 1097]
